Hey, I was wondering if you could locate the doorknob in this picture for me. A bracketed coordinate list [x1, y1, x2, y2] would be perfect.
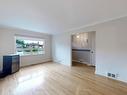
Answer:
[91, 51, 94, 53]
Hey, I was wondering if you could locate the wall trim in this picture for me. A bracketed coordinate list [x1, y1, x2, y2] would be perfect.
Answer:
[65, 15, 127, 33]
[20, 58, 52, 67]
[95, 71, 127, 84]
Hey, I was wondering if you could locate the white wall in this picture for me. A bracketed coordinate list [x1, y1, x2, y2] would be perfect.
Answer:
[52, 33, 71, 66]
[52, 16, 127, 83]
[0, 27, 52, 70]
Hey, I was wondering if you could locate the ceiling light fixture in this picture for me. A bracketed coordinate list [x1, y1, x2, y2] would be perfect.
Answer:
[76, 35, 80, 38]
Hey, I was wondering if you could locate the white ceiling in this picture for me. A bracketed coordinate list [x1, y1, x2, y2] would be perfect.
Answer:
[0, 0, 127, 34]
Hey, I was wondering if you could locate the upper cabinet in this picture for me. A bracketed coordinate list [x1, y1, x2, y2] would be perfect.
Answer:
[72, 32, 96, 50]
[72, 32, 89, 49]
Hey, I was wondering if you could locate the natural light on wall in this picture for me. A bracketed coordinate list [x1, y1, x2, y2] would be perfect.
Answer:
[15, 36, 45, 56]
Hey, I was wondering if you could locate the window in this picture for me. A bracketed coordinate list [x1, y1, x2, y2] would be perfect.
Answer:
[15, 36, 45, 56]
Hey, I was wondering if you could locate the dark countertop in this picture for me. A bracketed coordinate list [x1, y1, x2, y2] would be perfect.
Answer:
[72, 49, 91, 51]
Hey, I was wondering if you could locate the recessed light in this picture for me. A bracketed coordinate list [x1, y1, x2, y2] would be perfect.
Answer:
[76, 35, 80, 38]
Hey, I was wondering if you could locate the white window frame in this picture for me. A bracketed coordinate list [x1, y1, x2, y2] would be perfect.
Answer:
[15, 36, 45, 56]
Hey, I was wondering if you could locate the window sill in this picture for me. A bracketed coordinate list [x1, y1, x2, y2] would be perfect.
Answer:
[20, 54, 45, 57]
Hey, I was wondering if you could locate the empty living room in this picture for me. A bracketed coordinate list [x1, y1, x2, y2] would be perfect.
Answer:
[0, 0, 127, 95]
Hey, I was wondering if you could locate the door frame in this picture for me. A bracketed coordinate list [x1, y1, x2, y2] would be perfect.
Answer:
[70, 31, 96, 66]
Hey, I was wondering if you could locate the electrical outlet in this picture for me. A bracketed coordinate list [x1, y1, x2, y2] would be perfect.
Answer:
[107, 73, 112, 77]
[107, 73, 119, 79]
[112, 74, 116, 78]
[116, 74, 119, 78]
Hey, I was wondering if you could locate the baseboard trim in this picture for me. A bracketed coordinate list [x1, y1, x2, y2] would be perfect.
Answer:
[95, 71, 127, 84]
[20, 58, 52, 68]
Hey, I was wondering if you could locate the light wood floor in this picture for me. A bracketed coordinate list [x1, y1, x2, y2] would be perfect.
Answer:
[0, 62, 127, 95]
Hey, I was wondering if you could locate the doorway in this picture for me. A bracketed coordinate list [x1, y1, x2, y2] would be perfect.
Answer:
[71, 31, 96, 67]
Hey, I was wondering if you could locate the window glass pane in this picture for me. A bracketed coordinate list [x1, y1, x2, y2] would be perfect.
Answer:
[15, 36, 45, 56]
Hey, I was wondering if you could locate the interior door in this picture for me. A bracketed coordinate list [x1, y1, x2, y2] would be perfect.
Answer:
[90, 32, 96, 66]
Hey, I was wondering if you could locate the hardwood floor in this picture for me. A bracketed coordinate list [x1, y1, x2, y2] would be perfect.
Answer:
[0, 62, 127, 95]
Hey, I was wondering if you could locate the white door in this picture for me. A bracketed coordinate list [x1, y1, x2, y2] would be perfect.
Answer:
[90, 32, 96, 66]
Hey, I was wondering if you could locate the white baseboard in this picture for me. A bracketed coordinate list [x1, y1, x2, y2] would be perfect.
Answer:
[20, 58, 52, 67]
